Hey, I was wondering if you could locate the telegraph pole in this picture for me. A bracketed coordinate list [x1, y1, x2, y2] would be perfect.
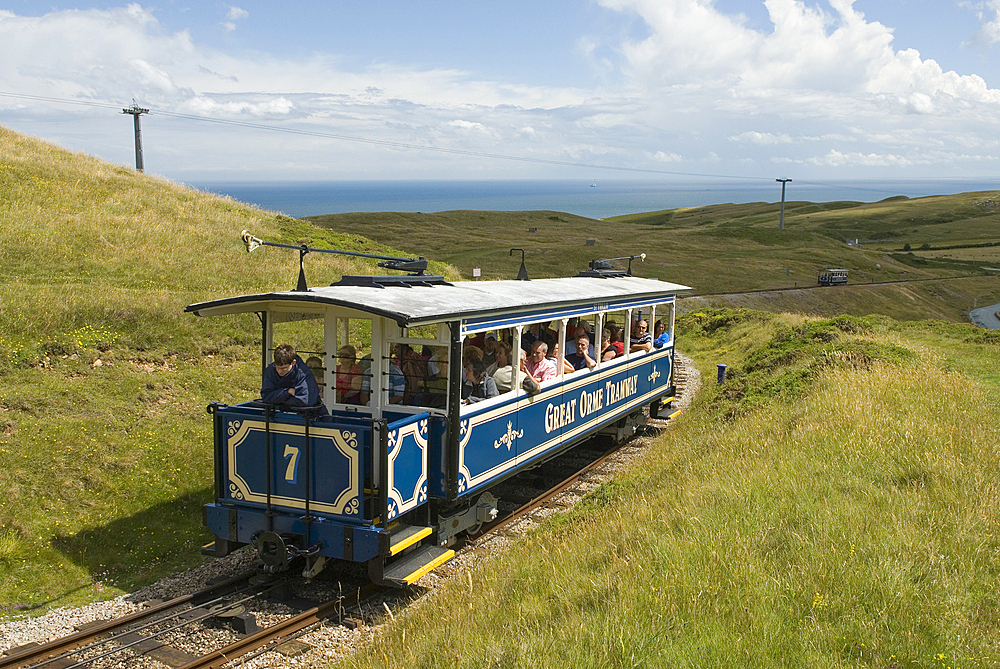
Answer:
[122, 102, 150, 172]
[776, 178, 792, 229]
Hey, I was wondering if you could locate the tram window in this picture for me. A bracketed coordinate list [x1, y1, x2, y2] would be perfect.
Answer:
[337, 318, 371, 406]
[604, 311, 627, 360]
[489, 340, 515, 396]
[629, 310, 653, 354]
[520, 320, 559, 386]
[422, 344, 449, 409]
[269, 316, 326, 401]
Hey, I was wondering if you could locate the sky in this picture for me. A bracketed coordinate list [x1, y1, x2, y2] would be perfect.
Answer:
[1, 0, 1000, 183]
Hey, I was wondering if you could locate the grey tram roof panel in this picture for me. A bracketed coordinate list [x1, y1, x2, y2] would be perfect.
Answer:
[185, 275, 691, 327]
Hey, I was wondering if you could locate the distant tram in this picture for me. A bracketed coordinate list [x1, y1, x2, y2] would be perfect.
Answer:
[186, 236, 690, 586]
[818, 268, 848, 286]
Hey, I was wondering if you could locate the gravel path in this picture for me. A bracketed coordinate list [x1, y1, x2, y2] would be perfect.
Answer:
[1, 353, 701, 668]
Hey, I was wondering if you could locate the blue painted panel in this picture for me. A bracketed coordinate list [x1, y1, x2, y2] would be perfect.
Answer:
[205, 503, 383, 561]
[385, 413, 430, 520]
[216, 406, 369, 523]
[457, 396, 519, 495]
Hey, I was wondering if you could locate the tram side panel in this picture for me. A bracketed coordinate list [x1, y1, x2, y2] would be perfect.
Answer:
[454, 345, 674, 500]
[456, 396, 522, 497]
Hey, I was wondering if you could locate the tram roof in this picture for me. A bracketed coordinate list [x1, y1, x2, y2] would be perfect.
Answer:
[186, 275, 691, 330]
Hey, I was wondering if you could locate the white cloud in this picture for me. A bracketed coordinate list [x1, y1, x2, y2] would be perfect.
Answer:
[1, 2, 999, 181]
[964, 0, 1000, 44]
[650, 150, 682, 162]
[809, 149, 912, 166]
[447, 119, 496, 135]
[221, 5, 248, 31]
[729, 131, 793, 145]
[602, 0, 1000, 111]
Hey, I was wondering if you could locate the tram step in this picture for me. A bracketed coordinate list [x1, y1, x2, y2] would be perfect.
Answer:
[389, 524, 434, 556]
[382, 545, 455, 586]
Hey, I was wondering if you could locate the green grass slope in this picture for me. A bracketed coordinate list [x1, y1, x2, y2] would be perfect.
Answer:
[306, 194, 1000, 323]
[342, 310, 1000, 668]
[0, 125, 457, 614]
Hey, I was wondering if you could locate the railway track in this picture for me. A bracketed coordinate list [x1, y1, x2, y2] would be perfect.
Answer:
[687, 273, 988, 299]
[3, 357, 695, 669]
[1, 573, 378, 669]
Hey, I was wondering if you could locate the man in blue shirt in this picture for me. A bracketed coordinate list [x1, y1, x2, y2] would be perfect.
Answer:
[360, 360, 406, 404]
[261, 344, 322, 408]
[565, 334, 597, 371]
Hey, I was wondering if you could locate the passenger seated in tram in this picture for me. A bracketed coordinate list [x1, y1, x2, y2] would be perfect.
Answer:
[520, 323, 541, 353]
[517, 349, 541, 395]
[600, 327, 618, 361]
[566, 334, 597, 371]
[261, 344, 324, 410]
[463, 344, 483, 367]
[306, 356, 325, 399]
[523, 340, 557, 383]
[606, 321, 625, 357]
[548, 341, 575, 375]
[395, 343, 428, 405]
[630, 319, 652, 353]
[360, 358, 405, 405]
[565, 325, 595, 357]
[334, 345, 363, 404]
[490, 343, 515, 392]
[652, 319, 670, 349]
[462, 359, 499, 404]
[482, 333, 499, 367]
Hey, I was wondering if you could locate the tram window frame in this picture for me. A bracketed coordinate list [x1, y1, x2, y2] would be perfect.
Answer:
[263, 311, 327, 406]
[518, 319, 564, 390]
[459, 328, 517, 412]
[565, 314, 598, 373]
[386, 322, 450, 413]
[330, 316, 373, 412]
[603, 310, 629, 364]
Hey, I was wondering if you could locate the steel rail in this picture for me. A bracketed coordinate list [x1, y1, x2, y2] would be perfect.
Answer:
[53, 586, 282, 669]
[176, 584, 382, 669]
[688, 273, 987, 298]
[0, 571, 255, 669]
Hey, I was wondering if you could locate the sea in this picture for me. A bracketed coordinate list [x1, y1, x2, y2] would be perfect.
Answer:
[188, 178, 1000, 220]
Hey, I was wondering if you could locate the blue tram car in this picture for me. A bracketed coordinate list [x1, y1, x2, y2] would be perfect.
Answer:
[187, 258, 689, 586]
[818, 268, 848, 286]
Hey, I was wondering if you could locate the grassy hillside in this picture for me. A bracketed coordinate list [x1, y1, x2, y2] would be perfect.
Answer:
[0, 125, 458, 613]
[342, 310, 1000, 668]
[305, 194, 1000, 323]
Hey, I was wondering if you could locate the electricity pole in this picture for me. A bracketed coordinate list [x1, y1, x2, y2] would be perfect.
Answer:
[122, 102, 149, 172]
[776, 178, 792, 229]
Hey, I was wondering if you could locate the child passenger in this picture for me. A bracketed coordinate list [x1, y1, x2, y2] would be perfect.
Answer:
[261, 344, 323, 409]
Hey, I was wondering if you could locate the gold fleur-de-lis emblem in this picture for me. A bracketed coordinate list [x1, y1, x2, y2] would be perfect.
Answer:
[494, 421, 524, 451]
[648, 366, 661, 383]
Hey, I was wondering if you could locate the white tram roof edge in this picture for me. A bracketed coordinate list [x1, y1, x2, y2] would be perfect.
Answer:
[185, 275, 691, 330]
